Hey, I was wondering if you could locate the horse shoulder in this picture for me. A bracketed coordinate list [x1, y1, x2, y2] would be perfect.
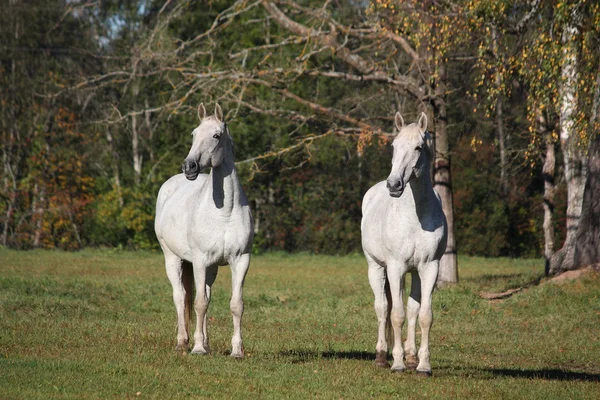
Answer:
[361, 181, 387, 216]
[156, 174, 209, 242]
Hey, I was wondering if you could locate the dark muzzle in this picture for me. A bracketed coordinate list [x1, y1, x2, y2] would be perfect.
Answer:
[386, 179, 404, 198]
[182, 159, 199, 180]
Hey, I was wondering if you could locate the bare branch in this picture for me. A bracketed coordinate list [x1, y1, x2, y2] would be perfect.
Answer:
[261, 0, 424, 100]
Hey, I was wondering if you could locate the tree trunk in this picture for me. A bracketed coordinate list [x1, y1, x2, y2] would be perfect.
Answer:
[538, 109, 556, 275]
[1, 1, 19, 246]
[32, 182, 45, 248]
[492, 25, 508, 194]
[132, 82, 143, 185]
[144, 99, 154, 165]
[433, 60, 458, 285]
[132, 113, 143, 185]
[572, 136, 600, 269]
[106, 127, 124, 207]
[550, 17, 588, 274]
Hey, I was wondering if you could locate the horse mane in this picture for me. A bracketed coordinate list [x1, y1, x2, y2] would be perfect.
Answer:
[224, 122, 235, 159]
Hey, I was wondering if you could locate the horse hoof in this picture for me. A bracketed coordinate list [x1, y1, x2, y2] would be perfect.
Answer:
[416, 370, 432, 377]
[375, 351, 390, 368]
[391, 365, 406, 373]
[230, 352, 244, 359]
[190, 348, 210, 356]
[405, 355, 418, 370]
[175, 345, 189, 354]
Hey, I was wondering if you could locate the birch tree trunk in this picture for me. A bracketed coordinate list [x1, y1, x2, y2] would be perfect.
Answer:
[132, 82, 143, 185]
[132, 113, 143, 185]
[538, 109, 555, 275]
[550, 17, 588, 274]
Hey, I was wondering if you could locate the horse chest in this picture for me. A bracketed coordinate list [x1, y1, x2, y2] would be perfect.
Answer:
[188, 205, 253, 262]
[362, 186, 445, 268]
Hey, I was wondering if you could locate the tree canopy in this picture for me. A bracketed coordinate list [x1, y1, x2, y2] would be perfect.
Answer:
[1, 0, 598, 274]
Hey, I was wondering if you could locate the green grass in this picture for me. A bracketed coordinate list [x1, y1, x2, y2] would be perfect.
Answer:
[1, 249, 599, 399]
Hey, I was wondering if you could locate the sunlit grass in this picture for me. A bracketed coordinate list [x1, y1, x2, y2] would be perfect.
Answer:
[1, 249, 599, 399]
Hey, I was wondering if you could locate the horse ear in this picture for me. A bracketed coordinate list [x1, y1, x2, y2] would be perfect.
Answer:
[417, 112, 428, 132]
[197, 103, 206, 121]
[215, 103, 224, 122]
[394, 112, 405, 131]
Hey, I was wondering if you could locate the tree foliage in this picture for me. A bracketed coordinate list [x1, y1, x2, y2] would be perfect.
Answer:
[1, 0, 598, 272]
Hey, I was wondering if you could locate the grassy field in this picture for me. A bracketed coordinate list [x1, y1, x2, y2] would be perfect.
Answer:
[1, 249, 599, 399]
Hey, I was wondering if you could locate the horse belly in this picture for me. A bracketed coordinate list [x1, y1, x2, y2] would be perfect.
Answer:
[156, 203, 194, 261]
[223, 209, 254, 256]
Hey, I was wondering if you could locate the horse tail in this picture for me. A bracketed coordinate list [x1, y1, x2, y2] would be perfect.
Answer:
[182, 261, 194, 334]
[384, 270, 393, 349]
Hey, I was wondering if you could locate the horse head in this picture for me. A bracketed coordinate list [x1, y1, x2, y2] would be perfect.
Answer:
[183, 103, 232, 180]
[386, 112, 432, 197]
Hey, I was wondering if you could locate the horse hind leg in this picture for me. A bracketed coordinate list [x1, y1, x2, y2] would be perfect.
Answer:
[202, 265, 218, 352]
[164, 252, 190, 353]
[367, 256, 391, 368]
[230, 253, 250, 358]
[416, 261, 439, 377]
[405, 270, 421, 370]
[182, 261, 194, 346]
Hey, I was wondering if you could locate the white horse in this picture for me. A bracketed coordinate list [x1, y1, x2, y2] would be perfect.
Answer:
[361, 112, 447, 376]
[154, 103, 253, 358]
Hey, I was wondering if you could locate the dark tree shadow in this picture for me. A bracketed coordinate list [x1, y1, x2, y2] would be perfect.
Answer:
[321, 351, 375, 361]
[278, 349, 375, 363]
[278, 350, 600, 382]
[487, 368, 600, 382]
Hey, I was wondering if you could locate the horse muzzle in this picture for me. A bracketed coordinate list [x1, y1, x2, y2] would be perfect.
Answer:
[386, 179, 405, 198]
[182, 159, 200, 181]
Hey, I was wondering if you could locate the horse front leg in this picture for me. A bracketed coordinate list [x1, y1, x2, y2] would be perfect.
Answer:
[416, 261, 439, 377]
[367, 255, 390, 368]
[387, 263, 407, 372]
[229, 253, 250, 358]
[163, 252, 189, 353]
[191, 259, 209, 355]
[405, 270, 421, 369]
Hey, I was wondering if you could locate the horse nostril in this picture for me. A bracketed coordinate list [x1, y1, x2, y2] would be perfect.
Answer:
[183, 160, 198, 173]
[387, 180, 402, 191]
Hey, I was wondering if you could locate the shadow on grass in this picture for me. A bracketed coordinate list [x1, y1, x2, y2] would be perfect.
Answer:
[278, 349, 374, 363]
[321, 351, 374, 361]
[279, 351, 600, 382]
[487, 368, 600, 382]
[464, 273, 545, 298]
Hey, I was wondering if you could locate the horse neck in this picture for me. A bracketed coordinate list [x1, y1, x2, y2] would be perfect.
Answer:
[408, 160, 436, 217]
[209, 154, 240, 214]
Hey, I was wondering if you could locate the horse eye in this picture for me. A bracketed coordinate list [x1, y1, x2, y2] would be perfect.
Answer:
[213, 133, 220, 139]
[415, 146, 422, 151]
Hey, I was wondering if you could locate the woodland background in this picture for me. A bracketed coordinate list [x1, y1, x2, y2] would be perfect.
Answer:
[1, 1, 598, 273]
